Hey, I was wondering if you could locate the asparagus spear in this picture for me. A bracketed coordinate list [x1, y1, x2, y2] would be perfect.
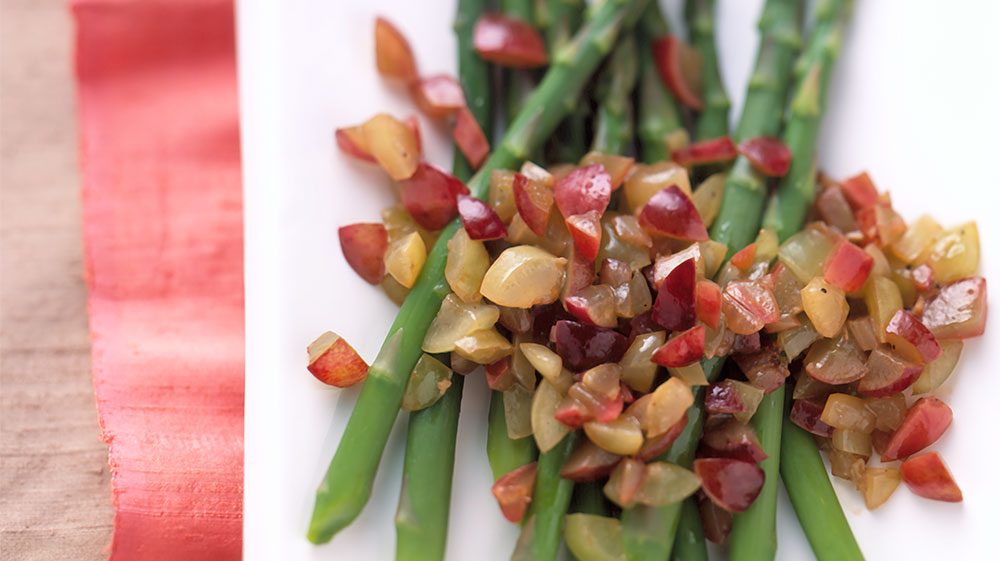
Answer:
[540, 0, 589, 162]
[708, 0, 802, 258]
[685, 0, 730, 141]
[521, 432, 578, 561]
[488, 393, 538, 480]
[592, 34, 639, 155]
[502, 0, 538, 121]
[621, 2, 802, 559]
[307, 0, 649, 543]
[636, 3, 685, 162]
[393, 2, 493, 559]
[761, 2, 862, 560]
[674, 498, 709, 561]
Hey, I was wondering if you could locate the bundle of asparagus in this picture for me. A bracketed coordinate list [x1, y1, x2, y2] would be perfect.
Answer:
[313, 0, 987, 559]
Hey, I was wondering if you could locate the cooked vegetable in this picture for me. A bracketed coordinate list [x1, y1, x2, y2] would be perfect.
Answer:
[686, 0, 729, 141]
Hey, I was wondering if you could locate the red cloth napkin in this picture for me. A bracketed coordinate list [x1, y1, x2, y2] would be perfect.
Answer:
[75, 1, 244, 559]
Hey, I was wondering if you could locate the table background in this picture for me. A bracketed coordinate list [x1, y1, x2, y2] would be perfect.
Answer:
[0, 0, 113, 559]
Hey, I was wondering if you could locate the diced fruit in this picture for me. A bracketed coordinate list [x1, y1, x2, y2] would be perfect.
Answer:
[562, 248, 596, 300]
[383, 204, 436, 247]
[338, 223, 388, 284]
[381, 275, 410, 305]
[694, 458, 765, 513]
[696, 280, 722, 329]
[671, 137, 738, 168]
[532, 379, 571, 452]
[652, 245, 704, 289]
[652, 257, 696, 331]
[561, 439, 621, 482]
[730, 243, 757, 272]
[732, 341, 789, 393]
[900, 452, 962, 502]
[374, 17, 418, 82]
[399, 163, 468, 230]
[722, 281, 780, 335]
[450, 353, 478, 375]
[402, 354, 453, 411]
[652, 325, 705, 367]
[503, 384, 534, 439]
[699, 496, 733, 544]
[423, 294, 499, 353]
[603, 458, 646, 508]
[816, 186, 857, 233]
[885, 310, 942, 364]
[705, 380, 764, 424]
[481, 246, 567, 308]
[891, 215, 942, 264]
[624, 162, 692, 213]
[582, 363, 622, 400]
[610, 215, 652, 249]
[554, 320, 628, 371]
[922, 222, 979, 284]
[564, 284, 618, 328]
[564, 514, 626, 561]
[410, 74, 465, 119]
[453, 328, 513, 364]
[619, 331, 665, 393]
[805, 337, 868, 385]
[882, 397, 952, 461]
[598, 214, 652, 271]
[790, 399, 835, 437]
[700, 420, 768, 463]
[861, 467, 901, 510]
[840, 172, 879, 210]
[634, 462, 702, 506]
[580, 152, 635, 190]
[702, 240, 729, 278]
[911, 264, 934, 292]
[829, 449, 866, 485]
[636, 414, 687, 461]
[668, 362, 709, 386]
[489, 170, 517, 222]
[846, 317, 879, 352]
[638, 186, 709, 241]
[384, 231, 427, 288]
[911, 340, 963, 394]
[566, 211, 603, 261]
[832, 429, 872, 457]
[865, 276, 903, 341]
[513, 172, 554, 235]
[691, 173, 726, 227]
[335, 125, 375, 162]
[821, 393, 876, 433]
[857, 203, 906, 246]
[777, 319, 820, 361]
[651, 36, 704, 110]
[555, 164, 612, 218]
[452, 107, 490, 168]
[307, 331, 369, 387]
[645, 377, 694, 437]
[864, 394, 908, 432]
[558, 383, 623, 427]
[778, 226, 836, 283]
[800, 277, 849, 338]
[737, 137, 791, 177]
[584, 416, 644, 456]
[922, 277, 987, 339]
[499, 306, 532, 334]
[792, 372, 837, 401]
[823, 240, 873, 292]
[473, 13, 548, 68]
[361, 113, 421, 180]
[492, 462, 537, 522]
[770, 264, 804, 316]
[456, 195, 507, 240]
[857, 346, 921, 397]
[519, 342, 562, 382]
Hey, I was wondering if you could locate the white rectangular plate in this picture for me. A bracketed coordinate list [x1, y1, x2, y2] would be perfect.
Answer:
[240, 1, 1000, 559]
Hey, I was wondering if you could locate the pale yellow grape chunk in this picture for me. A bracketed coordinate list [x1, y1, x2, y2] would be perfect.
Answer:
[584, 416, 644, 456]
[832, 428, 872, 457]
[921, 222, 979, 284]
[520, 342, 563, 382]
[645, 378, 694, 437]
[384, 231, 426, 288]
[401, 354, 453, 411]
[821, 393, 875, 433]
[532, 379, 571, 452]
[624, 162, 692, 213]
[891, 215, 942, 264]
[452, 328, 512, 365]
[864, 276, 903, 342]
[691, 173, 725, 227]
[633, 462, 702, 506]
[361, 113, 419, 180]
[668, 363, 708, 386]
[503, 384, 534, 439]
[861, 467, 901, 510]
[444, 228, 489, 303]
[911, 340, 963, 394]
[564, 514, 625, 561]
[619, 331, 665, 393]
[801, 277, 849, 338]
[422, 294, 499, 353]
[481, 246, 567, 308]
[778, 227, 835, 283]
[488, 170, 517, 222]
[700, 240, 728, 279]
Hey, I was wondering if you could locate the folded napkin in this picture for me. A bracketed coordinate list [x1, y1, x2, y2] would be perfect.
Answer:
[75, 0, 243, 558]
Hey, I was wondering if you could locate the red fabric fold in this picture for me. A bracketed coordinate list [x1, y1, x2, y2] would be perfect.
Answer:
[74, 0, 244, 559]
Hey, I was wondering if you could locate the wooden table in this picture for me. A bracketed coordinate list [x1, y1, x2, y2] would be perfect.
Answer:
[1, 0, 114, 558]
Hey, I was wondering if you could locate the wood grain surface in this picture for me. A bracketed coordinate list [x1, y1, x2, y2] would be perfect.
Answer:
[1, 0, 114, 559]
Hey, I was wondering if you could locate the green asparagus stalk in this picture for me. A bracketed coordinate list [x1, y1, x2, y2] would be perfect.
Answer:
[503, 0, 538, 122]
[592, 34, 639, 155]
[673, 498, 709, 561]
[393, 2, 493, 559]
[488, 393, 538, 480]
[685, 0, 730, 140]
[540, 0, 589, 162]
[519, 432, 578, 561]
[307, 0, 649, 544]
[571, 481, 608, 515]
[621, 2, 801, 559]
[760, 2, 862, 560]
[636, 3, 686, 162]
[708, 0, 802, 258]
